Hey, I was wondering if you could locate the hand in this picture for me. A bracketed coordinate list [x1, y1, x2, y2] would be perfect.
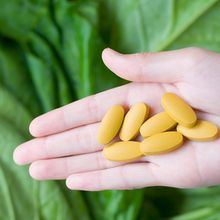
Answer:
[13, 47, 220, 191]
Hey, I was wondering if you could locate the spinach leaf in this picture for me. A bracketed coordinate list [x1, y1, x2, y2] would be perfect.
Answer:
[101, 0, 218, 52]
[0, 95, 90, 220]
[55, 0, 124, 98]
[0, 0, 48, 42]
[1, 0, 220, 219]
[0, 39, 41, 115]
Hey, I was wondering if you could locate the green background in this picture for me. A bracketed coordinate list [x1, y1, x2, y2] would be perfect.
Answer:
[0, 0, 220, 219]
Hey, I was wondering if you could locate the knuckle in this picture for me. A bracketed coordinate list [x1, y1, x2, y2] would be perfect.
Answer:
[137, 53, 151, 81]
[87, 95, 100, 120]
[119, 165, 131, 189]
[76, 125, 95, 152]
[96, 152, 108, 169]
[88, 124, 100, 151]
[185, 47, 206, 54]
[97, 170, 104, 189]
[65, 157, 72, 175]
[60, 107, 70, 129]
[42, 137, 50, 158]
[73, 129, 88, 153]
[140, 52, 154, 59]
[183, 47, 208, 66]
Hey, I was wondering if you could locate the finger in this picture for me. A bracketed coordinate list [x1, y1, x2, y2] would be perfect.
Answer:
[196, 111, 220, 127]
[13, 123, 102, 165]
[143, 137, 220, 188]
[29, 151, 134, 180]
[66, 163, 159, 191]
[29, 82, 168, 137]
[102, 47, 206, 83]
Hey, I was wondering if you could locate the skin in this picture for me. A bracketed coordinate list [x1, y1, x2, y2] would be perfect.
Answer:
[13, 47, 220, 191]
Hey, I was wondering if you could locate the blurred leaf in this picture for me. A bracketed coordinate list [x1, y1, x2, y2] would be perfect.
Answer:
[167, 0, 220, 52]
[55, 0, 124, 98]
[0, 0, 47, 42]
[85, 190, 144, 220]
[0, 95, 90, 220]
[101, 0, 218, 52]
[1, 0, 220, 219]
[0, 87, 31, 137]
[0, 39, 41, 115]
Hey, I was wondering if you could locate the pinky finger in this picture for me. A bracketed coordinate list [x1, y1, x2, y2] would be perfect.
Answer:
[66, 163, 160, 191]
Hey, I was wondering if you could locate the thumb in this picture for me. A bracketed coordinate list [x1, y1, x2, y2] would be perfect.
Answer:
[102, 47, 202, 83]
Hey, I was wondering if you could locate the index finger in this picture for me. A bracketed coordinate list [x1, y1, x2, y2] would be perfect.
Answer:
[29, 83, 169, 137]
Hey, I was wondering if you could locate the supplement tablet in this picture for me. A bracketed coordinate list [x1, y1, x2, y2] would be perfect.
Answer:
[120, 102, 149, 141]
[103, 141, 142, 162]
[140, 131, 183, 155]
[177, 120, 219, 141]
[140, 112, 176, 137]
[97, 105, 124, 145]
[162, 93, 197, 127]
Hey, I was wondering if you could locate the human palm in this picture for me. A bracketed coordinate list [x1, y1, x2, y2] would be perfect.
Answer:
[13, 47, 220, 190]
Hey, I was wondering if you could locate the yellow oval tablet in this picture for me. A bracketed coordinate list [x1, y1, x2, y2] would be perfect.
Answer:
[97, 105, 124, 145]
[119, 102, 149, 141]
[140, 112, 176, 137]
[177, 120, 219, 141]
[140, 131, 183, 155]
[161, 93, 197, 127]
[102, 141, 142, 162]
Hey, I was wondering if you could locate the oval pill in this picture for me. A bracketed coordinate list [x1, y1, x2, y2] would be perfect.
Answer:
[102, 141, 142, 162]
[119, 102, 149, 141]
[97, 105, 125, 145]
[140, 112, 176, 137]
[161, 93, 197, 127]
[177, 120, 219, 141]
[140, 131, 183, 155]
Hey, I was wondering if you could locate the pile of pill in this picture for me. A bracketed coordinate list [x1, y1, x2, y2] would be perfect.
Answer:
[97, 93, 219, 162]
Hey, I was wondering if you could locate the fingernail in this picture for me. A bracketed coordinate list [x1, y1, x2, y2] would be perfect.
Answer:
[29, 117, 41, 137]
[13, 145, 27, 165]
[66, 175, 83, 190]
[103, 48, 121, 57]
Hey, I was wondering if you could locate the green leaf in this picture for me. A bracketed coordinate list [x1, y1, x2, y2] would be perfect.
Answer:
[55, 0, 124, 98]
[0, 0, 47, 42]
[167, 0, 220, 52]
[84, 190, 144, 220]
[1, 0, 220, 219]
[26, 52, 58, 112]
[101, 0, 218, 52]
[25, 32, 74, 111]
[0, 105, 89, 220]
[0, 38, 41, 116]
[0, 87, 32, 137]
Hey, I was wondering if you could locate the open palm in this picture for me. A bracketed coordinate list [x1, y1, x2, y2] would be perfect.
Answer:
[13, 47, 220, 191]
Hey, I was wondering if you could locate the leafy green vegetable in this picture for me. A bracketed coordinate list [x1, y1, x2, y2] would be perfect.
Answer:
[1, 0, 220, 219]
[0, 39, 41, 115]
[0, 87, 91, 220]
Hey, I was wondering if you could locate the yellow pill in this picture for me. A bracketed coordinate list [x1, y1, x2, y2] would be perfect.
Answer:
[119, 102, 149, 141]
[140, 131, 183, 155]
[140, 112, 176, 137]
[161, 93, 197, 127]
[97, 105, 124, 145]
[102, 141, 142, 162]
[177, 120, 219, 141]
